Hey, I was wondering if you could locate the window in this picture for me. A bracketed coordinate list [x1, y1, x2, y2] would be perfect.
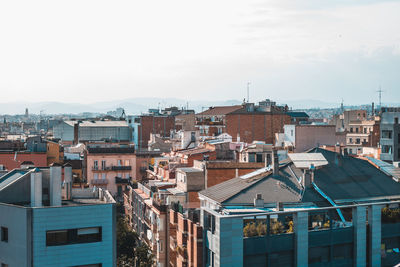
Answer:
[101, 160, 106, 170]
[382, 145, 392, 154]
[364, 128, 367, 134]
[350, 128, 353, 133]
[256, 154, 263, 163]
[94, 173, 98, 180]
[124, 160, 130, 166]
[206, 212, 215, 234]
[349, 138, 353, 144]
[1, 227, 8, 242]
[355, 128, 359, 133]
[395, 117, 399, 124]
[101, 173, 106, 180]
[46, 227, 102, 246]
[117, 160, 122, 166]
[356, 138, 360, 144]
[382, 130, 393, 139]
[93, 160, 98, 170]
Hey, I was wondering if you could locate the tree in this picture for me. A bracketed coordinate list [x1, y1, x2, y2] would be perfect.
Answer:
[135, 243, 155, 267]
[116, 216, 155, 267]
[117, 217, 138, 259]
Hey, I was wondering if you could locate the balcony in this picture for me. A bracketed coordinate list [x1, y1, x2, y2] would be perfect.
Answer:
[92, 165, 131, 171]
[88, 147, 135, 154]
[91, 179, 108, 185]
[115, 177, 131, 184]
[112, 165, 132, 171]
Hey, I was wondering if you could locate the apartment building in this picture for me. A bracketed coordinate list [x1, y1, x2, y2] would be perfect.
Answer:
[196, 105, 243, 136]
[131, 182, 170, 267]
[276, 124, 346, 153]
[198, 148, 400, 266]
[127, 110, 176, 151]
[380, 107, 400, 162]
[169, 206, 202, 267]
[330, 109, 367, 132]
[0, 166, 116, 267]
[86, 143, 135, 199]
[345, 119, 380, 155]
[54, 120, 131, 144]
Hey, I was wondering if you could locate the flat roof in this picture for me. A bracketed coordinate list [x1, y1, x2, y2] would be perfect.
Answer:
[65, 120, 128, 127]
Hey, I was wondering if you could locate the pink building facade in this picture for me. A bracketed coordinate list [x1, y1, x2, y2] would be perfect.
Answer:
[86, 145, 135, 199]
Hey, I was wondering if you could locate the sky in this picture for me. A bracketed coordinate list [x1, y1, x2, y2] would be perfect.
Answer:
[0, 0, 399, 106]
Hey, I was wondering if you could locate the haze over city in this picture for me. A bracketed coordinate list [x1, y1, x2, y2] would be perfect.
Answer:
[1, 0, 400, 106]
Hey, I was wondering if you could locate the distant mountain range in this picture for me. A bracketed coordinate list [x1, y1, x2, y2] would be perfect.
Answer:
[0, 97, 398, 115]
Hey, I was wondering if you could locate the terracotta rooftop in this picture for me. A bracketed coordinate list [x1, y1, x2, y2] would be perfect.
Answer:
[197, 105, 243, 116]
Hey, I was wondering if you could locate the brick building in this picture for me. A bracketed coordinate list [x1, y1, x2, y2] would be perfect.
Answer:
[169, 207, 202, 267]
[195, 105, 243, 136]
[138, 115, 175, 149]
[226, 104, 291, 144]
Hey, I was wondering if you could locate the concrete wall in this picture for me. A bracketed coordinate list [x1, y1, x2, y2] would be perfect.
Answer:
[32, 204, 116, 267]
[0, 204, 31, 267]
[295, 125, 341, 152]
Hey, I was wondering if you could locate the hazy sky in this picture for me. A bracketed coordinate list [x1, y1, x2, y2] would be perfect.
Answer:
[0, 0, 399, 105]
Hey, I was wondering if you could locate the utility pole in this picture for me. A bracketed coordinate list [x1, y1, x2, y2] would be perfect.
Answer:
[247, 82, 251, 103]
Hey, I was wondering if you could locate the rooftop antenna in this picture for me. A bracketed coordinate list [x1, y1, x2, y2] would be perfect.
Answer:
[377, 86, 384, 109]
[247, 82, 251, 103]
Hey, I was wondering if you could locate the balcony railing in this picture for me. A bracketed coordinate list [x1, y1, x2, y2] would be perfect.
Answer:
[115, 177, 131, 184]
[112, 165, 132, 171]
[91, 179, 108, 185]
[92, 165, 131, 171]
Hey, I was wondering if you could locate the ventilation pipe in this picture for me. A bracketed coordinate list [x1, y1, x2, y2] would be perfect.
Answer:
[302, 164, 315, 188]
[254, 193, 264, 208]
[30, 168, 42, 207]
[73, 122, 79, 145]
[50, 164, 62, 206]
[64, 164, 73, 200]
[272, 150, 279, 176]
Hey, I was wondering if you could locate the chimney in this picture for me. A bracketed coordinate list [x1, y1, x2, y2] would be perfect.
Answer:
[73, 122, 79, 145]
[334, 143, 340, 154]
[302, 164, 315, 188]
[254, 193, 264, 208]
[64, 164, 73, 200]
[30, 168, 42, 207]
[272, 150, 279, 176]
[50, 164, 62, 206]
[372, 102, 375, 116]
